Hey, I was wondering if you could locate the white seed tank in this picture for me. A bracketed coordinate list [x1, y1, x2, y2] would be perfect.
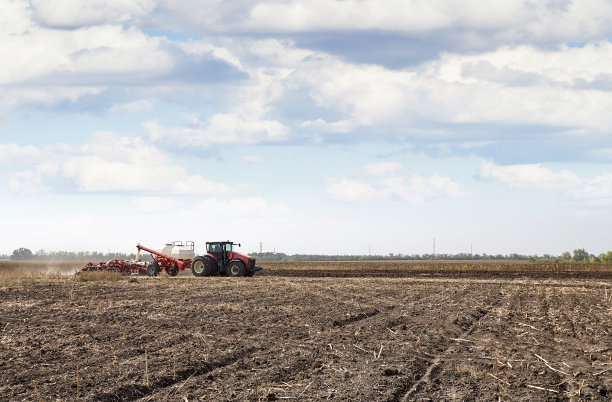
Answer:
[157, 241, 195, 260]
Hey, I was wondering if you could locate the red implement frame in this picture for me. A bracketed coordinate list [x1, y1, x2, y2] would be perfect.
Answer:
[80, 259, 147, 275]
[136, 243, 188, 271]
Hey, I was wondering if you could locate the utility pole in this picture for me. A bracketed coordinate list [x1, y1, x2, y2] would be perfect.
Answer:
[433, 238, 436, 257]
[259, 242, 262, 254]
[368, 244, 371, 256]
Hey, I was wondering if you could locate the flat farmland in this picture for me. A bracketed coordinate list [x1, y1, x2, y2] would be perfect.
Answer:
[1, 262, 612, 401]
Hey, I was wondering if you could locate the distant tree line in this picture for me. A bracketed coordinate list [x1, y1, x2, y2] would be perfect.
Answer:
[250, 249, 612, 263]
[7, 247, 151, 262]
[4, 247, 612, 263]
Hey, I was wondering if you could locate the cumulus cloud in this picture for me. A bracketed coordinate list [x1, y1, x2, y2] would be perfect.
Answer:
[231, 0, 612, 46]
[3, 133, 230, 195]
[0, 1, 244, 114]
[0, 143, 41, 162]
[479, 161, 580, 188]
[3, 0, 612, 162]
[363, 162, 402, 176]
[144, 66, 292, 147]
[30, 0, 155, 27]
[479, 161, 612, 205]
[109, 99, 156, 114]
[229, 39, 612, 151]
[326, 163, 463, 203]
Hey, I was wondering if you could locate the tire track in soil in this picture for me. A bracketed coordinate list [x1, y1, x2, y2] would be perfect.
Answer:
[332, 309, 381, 328]
[388, 289, 505, 402]
[91, 347, 258, 401]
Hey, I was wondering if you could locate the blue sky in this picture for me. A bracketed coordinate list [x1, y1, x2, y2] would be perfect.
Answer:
[1, 0, 612, 256]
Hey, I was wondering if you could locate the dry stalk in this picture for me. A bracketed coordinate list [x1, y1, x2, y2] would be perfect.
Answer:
[176, 371, 196, 393]
[534, 354, 568, 376]
[450, 338, 475, 343]
[297, 379, 315, 398]
[593, 367, 612, 376]
[376, 344, 383, 359]
[173, 355, 177, 380]
[518, 322, 538, 330]
[525, 384, 558, 393]
[487, 373, 509, 386]
[353, 344, 368, 353]
[145, 349, 150, 387]
[32, 381, 42, 402]
[76, 364, 79, 401]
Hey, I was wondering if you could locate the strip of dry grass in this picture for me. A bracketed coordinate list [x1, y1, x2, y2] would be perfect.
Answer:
[73, 271, 127, 282]
[0, 260, 85, 285]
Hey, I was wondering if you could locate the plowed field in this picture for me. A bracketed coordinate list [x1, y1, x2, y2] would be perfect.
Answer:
[1, 262, 612, 401]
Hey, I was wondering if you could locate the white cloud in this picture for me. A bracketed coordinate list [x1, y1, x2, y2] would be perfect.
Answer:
[109, 99, 156, 114]
[144, 66, 292, 147]
[178, 40, 244, 70]
[479, 161, 612, 205]
[8, 170, 47, 195]
[0, 143, 41, 162]
[363, 162, 402, 177]
[30, 0, 155, 27]
[326, 164, 463, 203]
[245, 39, 612, 139]
[2, 134, 231, 195]
[479, 161, 580, 188]
[237, 0, 612, 44]
[0, 2, 243, 114]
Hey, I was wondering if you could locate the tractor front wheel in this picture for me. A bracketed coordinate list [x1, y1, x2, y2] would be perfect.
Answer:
[228, 261, 246, 277]
[146, 262, 160, 277]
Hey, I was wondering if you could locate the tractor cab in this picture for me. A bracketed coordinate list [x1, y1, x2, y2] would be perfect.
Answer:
[206, 241, 239, 259]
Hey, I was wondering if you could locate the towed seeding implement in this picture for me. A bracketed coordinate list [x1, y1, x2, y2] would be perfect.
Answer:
[80, 241, 262, 277]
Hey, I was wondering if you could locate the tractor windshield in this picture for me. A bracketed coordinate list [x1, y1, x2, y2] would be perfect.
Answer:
[207, 243, 222, 253]
[224, 243, 232, 252]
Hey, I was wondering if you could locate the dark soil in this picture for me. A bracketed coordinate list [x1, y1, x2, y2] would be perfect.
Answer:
[1, 266, 611, 401]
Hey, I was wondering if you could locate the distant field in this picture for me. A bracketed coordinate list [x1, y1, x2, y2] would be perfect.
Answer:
[3, 260, 612, 285]
[258, 260, 612, 272]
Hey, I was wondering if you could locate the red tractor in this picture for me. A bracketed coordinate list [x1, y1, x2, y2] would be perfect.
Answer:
[191, 241, 262, 277]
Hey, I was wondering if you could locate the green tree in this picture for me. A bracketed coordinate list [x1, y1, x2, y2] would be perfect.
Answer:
[589, 256, 601, 264]
[572, 248, 589, 262]
[601, 251, 612, 264]
[561, 251, 571, 261]
[11, 248, 33, 260]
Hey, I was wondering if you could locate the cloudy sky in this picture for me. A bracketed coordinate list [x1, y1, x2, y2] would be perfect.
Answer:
[1, 0, 612, 256]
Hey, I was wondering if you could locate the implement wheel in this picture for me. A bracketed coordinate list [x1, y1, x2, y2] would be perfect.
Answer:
[167, 266, 179, 276]
[192, 256, 216, 277]
[146, 262, 160, 277]
[228, 261, 246, 277]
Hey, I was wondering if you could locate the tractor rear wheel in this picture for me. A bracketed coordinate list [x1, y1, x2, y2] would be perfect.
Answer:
[192, 256, 216, 276]
[146, 262, 160, 277]
[228, 261, 246, 277]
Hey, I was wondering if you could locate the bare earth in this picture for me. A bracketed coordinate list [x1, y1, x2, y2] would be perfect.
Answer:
[1, 263, 612, 401]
